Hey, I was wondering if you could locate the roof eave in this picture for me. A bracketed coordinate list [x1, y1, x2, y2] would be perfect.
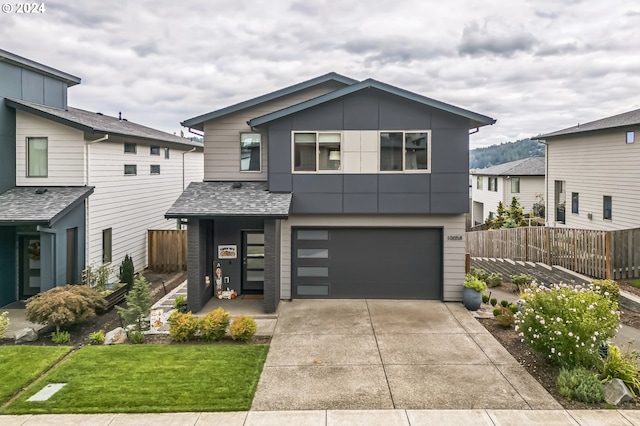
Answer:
[0, 48, 81, 86]
[48, 187, 94, 225]
[6, 98, 94, 133]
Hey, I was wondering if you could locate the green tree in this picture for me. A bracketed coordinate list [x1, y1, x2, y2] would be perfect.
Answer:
[119, 254, 135, 290]
[507, 196, 525, 227]
[116, 274, 153, 332]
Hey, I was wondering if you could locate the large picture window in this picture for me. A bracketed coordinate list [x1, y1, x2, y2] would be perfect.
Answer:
[293, 132, 341, 172]
[380, 131, 429, 172]
[240, 133, 261, 172]
[27, 137, 48, 177]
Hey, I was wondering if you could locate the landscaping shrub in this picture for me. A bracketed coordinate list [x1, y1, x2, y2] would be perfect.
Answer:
[511, 273, 533, 292]
[25, 285, 106, 335]
[200, 308, 231, 342]
[592, 279, 620, 305]
[493, 307, 503, 317]
[486, 272, 503, 288]
[168, 311, 198, 342]
[490, 298, 498, 307]
[482, 294, 490, 304]
[0, 311, 9, 339]
[500, 300, 509, 307]
[464, 274, 487, 292]
[127, 330, 145, 344]
[229, 316, 257, 342]
[508, 303, 518, 314]
[516, 283, 620, 368]
[557, 368, 605, 403]
[119, 254, 135, 291]
[116, 275, 152, 332]
[470, 267, 489, 282]
[598, 345, 640, 397]
[495, 307, 515, 328]
[89, 330, 105, 345]
[51, 330, 70, 345]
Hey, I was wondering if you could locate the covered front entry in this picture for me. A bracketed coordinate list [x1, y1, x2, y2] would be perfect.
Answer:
[292, 227, 442, 299]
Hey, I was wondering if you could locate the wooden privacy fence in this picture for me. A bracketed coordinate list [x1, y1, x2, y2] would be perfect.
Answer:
[466, 227, 611, 279]
[467, 226, 640, 280]
[148, 229, 187, 272]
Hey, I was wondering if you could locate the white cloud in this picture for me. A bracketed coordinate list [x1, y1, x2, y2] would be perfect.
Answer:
[1, 0, 638, 147]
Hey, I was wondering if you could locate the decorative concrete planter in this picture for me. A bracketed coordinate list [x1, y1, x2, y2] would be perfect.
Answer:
[463, 287, 482, 311]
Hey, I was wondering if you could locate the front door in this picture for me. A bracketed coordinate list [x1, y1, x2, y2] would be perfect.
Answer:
[19, 236, 41, 299]
[242, 231, 264, 294]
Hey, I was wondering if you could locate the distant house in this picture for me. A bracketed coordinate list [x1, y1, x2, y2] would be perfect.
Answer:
[169, 73, 495, 313]
[471, 157, 545, 226]
[0, 49, 203, 307]
[536, 108, 640, 231]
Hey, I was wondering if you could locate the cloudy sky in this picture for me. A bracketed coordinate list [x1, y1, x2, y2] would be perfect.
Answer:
[2, 0, 639, 147]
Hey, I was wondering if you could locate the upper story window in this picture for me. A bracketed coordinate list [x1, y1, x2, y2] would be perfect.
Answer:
[150, 146, 160, 155]
[510, 177, 520, 193]
[124, 142, 137, 154]
[124, 164, 137, 175]
[241, 133, 261, 172]
[627, 131, 635, 144]
[150, 165, 160, 175]
[164, 147, 170, 159]
[380, 131, 429, 172]
[293, 132, 341, 172]
[27, 137, 48, 177]
[488, 177, 498, 192]
[476, 176, 483, 190]
[603, 195, 612, 220]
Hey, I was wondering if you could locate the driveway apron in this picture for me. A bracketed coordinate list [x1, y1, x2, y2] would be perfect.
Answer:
[251, 299, 560, 411]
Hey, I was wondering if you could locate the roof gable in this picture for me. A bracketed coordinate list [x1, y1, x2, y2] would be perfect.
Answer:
[248, 79, 496, 129]
[0, 48, 80, 87]
[536, 108, 640, 139]
[181, 73, 358, 130]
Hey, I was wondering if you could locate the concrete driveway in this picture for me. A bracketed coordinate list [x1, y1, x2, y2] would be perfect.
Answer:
[251, 299, 561, 411]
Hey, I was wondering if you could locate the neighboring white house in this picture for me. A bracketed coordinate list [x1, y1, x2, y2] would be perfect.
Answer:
[471, 157, 545, 226]
[7, 99, 204, 279]
[536, 108, 640, 231]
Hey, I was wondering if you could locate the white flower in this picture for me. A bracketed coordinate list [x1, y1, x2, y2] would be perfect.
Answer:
[556, 317, 562, 322]
[594, 331, 599, 336]
[568, 332, 573, 337]
[551, 348, 555, 353]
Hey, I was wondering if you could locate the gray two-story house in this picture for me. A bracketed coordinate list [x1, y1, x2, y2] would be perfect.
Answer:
[167, 73, 495, 313]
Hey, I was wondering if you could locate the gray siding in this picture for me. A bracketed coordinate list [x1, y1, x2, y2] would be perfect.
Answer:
[0, 227, 16, 305]
[50, 201, 86, 286]
[266, 88, 470, 214]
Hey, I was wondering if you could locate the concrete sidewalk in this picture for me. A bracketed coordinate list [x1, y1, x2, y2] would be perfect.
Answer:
[2, 409, 640, 425]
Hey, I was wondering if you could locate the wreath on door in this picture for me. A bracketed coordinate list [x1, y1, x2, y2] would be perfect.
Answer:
[28, 241, 41, 260]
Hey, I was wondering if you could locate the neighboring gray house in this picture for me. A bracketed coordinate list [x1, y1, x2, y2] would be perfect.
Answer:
[471, 157, 545, 226]
[168, 74, 495, 313]
[536, 108, 640, 230]
[0, 49, 203, 308]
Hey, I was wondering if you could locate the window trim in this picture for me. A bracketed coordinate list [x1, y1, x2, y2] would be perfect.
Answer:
[26, 136, 48, 177]
[291, 131, 343, 174]
[510, 177, 520, 193]
[627, 131, 635, 144]
[240, 132, 262, 173]
[603, 195, 612, 220]
[378, 130, 431, 173]
[124, 142, 137, 154]
[150, 164, 160, 175]
[150, 146, 161, 155]
[124, 164, 137, 175]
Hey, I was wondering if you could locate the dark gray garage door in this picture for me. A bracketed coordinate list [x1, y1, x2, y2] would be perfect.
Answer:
[292, 227, 442, 299]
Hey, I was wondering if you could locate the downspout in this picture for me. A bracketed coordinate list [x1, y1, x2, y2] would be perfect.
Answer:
[85, 135, 109, 266]
[182, 147, 197, 190]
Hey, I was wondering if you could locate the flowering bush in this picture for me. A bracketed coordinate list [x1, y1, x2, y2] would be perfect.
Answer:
[515, 283, 620, 368]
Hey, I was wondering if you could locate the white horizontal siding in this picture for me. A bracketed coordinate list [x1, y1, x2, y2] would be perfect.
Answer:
[203, 81, 346, 181]
[280, 214, 466, 302]
[470, 175, 504, 223]
[86, 139, 203, 279]
[15, 110, 85, 186]
[547, 130, 640, 231]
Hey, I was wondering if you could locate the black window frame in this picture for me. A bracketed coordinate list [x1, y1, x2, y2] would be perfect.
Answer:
[102, 228, 112, 263]
[603, 196, 612, 220]
[510, 177, 520, 193]
[124, 142, 137, 154]
[571, 192, 579, 214]
[150, 146, 161, 155]
[124, 164, 137, 175]
[488, 177, 498, 192]
[150, 164, 160, 175]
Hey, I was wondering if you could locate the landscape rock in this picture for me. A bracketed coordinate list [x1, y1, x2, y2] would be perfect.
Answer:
[604, 378, 634, 405]
[104, 327, 128, 345]
[15, 327, 38, 343]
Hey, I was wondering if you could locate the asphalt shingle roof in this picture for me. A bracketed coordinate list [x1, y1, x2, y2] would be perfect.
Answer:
[472, 157, 545, 176]
[536, 108, 640, 139]
[5, 98, 202, 148]
[0, 186, 94, 224]
[166, 182, 292, 218]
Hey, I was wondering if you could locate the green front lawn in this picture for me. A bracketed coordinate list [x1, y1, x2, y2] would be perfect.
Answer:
[0, 346, 72, 405]
[629, 278, 640, 289]
[3, 344, 268, 414]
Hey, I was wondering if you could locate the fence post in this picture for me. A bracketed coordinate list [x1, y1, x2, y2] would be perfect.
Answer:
[605, 231, 611, 280]
[545, 227, 551, 266]
[524, 227, 528, 261]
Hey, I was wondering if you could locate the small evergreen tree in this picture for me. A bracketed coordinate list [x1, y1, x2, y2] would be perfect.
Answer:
[116, 274, 152, 332]
[508, 196, 525, 227]
[119, 254, 135, 290]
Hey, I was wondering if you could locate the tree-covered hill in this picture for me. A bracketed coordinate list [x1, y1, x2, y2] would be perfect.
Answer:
[470, 139, 545, 169]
